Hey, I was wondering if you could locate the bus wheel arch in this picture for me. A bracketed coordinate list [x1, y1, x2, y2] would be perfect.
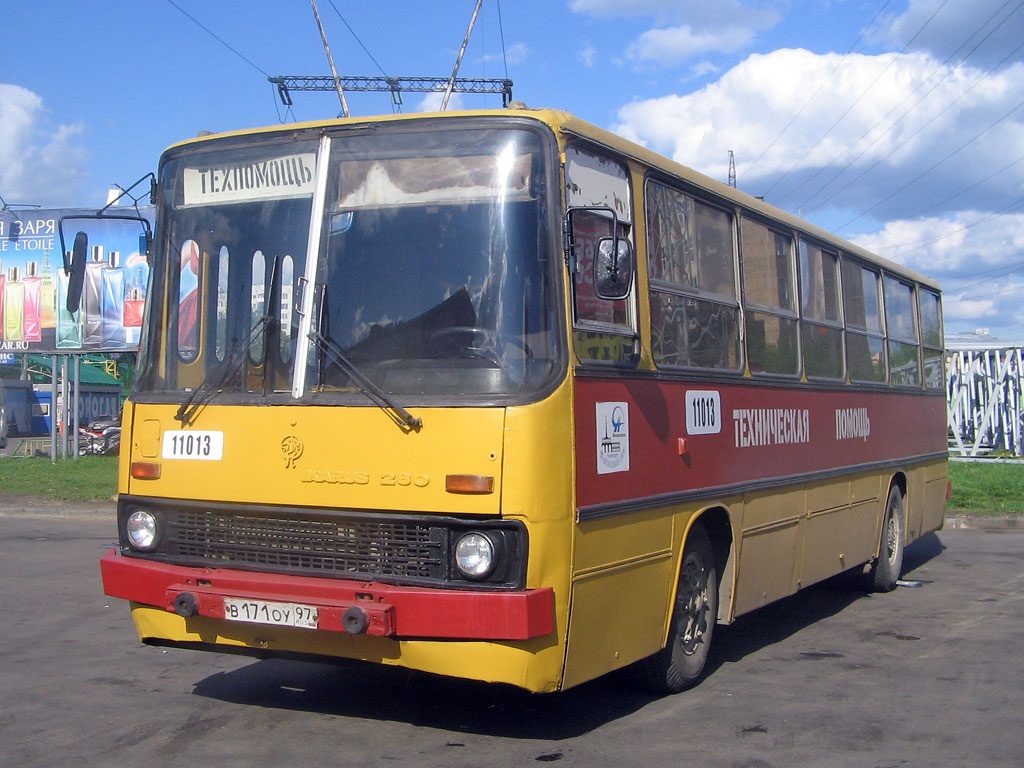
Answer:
[868, 478, 907, 592]
[636, 509, 732, 694]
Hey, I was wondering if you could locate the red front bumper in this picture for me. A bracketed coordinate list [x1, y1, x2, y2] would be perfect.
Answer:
[100, 549, 554, 641]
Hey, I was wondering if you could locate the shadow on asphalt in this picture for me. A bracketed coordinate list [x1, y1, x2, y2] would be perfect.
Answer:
[190, 535, 946, 739]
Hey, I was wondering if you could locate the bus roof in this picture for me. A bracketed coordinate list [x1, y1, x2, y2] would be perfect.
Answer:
[167, 107, 939, 292]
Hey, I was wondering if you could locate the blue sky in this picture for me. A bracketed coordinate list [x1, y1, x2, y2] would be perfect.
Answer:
[3, 0, 1024, 340]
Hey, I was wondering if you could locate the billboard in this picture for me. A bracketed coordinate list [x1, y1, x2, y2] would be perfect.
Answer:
[0, 207, 153, 353]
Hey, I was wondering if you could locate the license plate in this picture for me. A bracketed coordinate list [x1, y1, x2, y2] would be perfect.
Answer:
[223, 598, 319, 629]
[162, 430, 224, 460]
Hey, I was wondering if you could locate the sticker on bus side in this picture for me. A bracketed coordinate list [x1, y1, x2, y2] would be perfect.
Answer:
[685, 390, 722, 435]
[596, 401, 629, 474]
[161, 430, 224, 460]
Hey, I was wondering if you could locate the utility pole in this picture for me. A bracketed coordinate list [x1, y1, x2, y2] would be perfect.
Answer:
[728, 150, 737, 188]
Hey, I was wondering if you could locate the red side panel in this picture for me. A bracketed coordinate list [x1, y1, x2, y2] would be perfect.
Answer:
[574, 375, 946, 512]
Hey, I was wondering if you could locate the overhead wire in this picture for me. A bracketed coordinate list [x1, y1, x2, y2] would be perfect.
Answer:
[943, 257, 1024, 287]
[496, 0, 510, 80]
[326, 0, 390, 78]
[798, 0, 1024, 215]
[955, 270, 1024, 301]
[762, 0, 952, 199]
[794, 0, 1024, 211]
[881, 193, 1024, 257]
[839, 95, 1024, 229]
[742, 0, 896, 180]
[165, 0, 271, 78]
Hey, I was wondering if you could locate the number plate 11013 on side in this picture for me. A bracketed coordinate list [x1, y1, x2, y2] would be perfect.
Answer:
[161, 430, 224, 460]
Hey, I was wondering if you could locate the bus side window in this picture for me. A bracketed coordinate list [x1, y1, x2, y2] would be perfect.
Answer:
[646, 179, 741, 371]
[280, 255, 294, 363]
[919, 289, 943, 389]
[250, 250, 266, 365]
[884, 275, 921, 387]
[565, 145, 637, 365]
[799, 240, 844, 380]
[177, 239, 200, 362]
[740, 218, 798, 375]
[842, 259, 887, 383]
[215, 246, 229, 362]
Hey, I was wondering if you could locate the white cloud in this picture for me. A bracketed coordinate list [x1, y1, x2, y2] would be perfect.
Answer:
[627, 25, 754, 65]
[570, 0, 779, 64]
[478, 42, 529, 67]
[852, 212, 1024, 274]
[579, 44, 597, 68]
[569, 0, 778, 29]
[417, 91, 466, 112]
[611, 48, 1024, 336]
[690, 60, 722, 79]
[505, 43, 529, 66]
[0, 84, 88, 207]
[613, 49, 1024, 220]
[848, 211, 1024, 334]
[876, 0, 1024, 68]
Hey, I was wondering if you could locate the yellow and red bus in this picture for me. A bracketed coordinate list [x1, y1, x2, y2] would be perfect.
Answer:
[98, 108, 947, 693]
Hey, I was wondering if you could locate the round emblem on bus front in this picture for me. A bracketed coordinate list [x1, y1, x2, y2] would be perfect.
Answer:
[281, 435, 304, 468]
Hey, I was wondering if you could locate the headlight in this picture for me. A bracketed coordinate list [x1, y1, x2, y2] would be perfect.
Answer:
[126, 509, 158, 551]
[454, 532, 496, 579]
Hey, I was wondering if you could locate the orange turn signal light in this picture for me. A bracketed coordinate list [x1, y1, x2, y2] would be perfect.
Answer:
[445, 474, 494, 494]
[131, 462, 162, 480]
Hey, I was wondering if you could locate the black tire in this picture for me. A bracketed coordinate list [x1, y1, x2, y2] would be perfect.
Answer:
[868, 484, 906, 592]
[636, 522, 718, 694]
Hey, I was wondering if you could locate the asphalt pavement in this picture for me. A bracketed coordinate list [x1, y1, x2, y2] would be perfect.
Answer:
[0, 502, 1022, 767]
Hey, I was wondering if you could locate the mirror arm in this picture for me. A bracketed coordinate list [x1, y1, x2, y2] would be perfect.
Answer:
[98, 172, 157, 216]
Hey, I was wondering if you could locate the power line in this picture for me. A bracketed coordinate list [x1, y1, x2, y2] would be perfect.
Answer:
[742, 0, 896, 180]
[839, 96, 1024, 229]
[795, 0, 1024, 212]
[496, 0, 509, 80]
[326, 0, 390, 78]
[955, 270, 1024, 301]
[943, 257, 1024, 287]
[165, 0, 271, 78]
[883, 196, 1024, 257]
[762, 0, 952, 199]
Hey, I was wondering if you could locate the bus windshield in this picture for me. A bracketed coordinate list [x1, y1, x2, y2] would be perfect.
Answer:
[136, 124, 561, 403]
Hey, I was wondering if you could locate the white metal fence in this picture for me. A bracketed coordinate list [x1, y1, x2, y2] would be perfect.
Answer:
[947, 347, 1024, 457]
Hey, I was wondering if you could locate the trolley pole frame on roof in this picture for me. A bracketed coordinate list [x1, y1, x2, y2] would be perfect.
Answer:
[270, 75, 514, 109]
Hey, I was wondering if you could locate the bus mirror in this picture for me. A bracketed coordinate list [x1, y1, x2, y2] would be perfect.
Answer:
[139, 231, 152, 261]
[66, 231, 89, 312]
[594, 236, 633, 300]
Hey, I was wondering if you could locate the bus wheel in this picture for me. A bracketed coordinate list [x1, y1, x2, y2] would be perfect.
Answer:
[868, 484, 906, 592]
[637, 522, 717, 694]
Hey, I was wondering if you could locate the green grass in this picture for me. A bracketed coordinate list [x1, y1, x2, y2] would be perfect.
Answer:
[0, 456, 118, 502]
[0, 454, 1019, 513]
[948, 460, 1024, 514]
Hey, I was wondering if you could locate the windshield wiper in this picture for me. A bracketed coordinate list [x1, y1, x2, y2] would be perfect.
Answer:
[307, 329, 423, 432]
[174, 315, 270, 426]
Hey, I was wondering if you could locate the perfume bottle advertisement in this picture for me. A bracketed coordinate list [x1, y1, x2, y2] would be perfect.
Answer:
[0, 207, 153, 352]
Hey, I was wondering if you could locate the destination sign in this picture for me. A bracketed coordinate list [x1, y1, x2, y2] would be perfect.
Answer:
[183, 153, 316, 206]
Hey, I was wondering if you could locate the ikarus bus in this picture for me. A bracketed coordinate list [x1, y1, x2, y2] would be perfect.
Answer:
[95, 108, 948, 693]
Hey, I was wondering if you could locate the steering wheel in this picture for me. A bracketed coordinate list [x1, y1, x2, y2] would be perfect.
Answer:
[427, 326, 534, 363]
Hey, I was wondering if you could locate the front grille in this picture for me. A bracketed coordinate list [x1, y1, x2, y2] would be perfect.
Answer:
[166, 508, 447, 581]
